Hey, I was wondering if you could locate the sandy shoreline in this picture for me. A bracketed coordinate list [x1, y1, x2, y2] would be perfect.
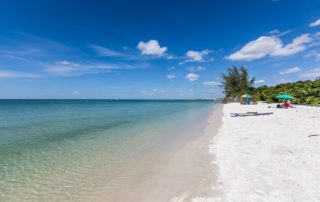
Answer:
[87, 104, 224, 202]
[115, 104, 224, 202]
[211, 103, 320, 201]
[131, 105, 223, 202]
[169, 104, 223, 202]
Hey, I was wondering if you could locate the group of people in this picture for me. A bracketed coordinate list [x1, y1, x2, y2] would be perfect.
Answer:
[240, 98, 251, 105]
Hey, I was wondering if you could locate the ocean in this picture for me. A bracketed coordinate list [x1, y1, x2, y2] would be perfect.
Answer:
[0, 100, 216, 201]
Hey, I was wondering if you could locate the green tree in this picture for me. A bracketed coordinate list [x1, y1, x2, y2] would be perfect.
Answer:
[221, 66, 255, 99]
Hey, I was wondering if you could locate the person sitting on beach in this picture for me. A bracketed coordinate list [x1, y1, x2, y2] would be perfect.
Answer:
[284, 101, 290, 108]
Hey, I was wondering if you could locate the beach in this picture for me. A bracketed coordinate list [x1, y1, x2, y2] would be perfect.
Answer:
[2, 0, 320, 201]
[1, 100, 320, 202]
[211, 103, 320, 201]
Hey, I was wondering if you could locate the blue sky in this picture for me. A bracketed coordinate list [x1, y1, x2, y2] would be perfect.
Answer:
[0, 0, 320, 99]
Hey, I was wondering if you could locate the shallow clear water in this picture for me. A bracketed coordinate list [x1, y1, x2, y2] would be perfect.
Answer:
[0, 100, 215, 201]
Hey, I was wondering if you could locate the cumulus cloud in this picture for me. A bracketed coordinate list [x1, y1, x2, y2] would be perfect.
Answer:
[185, 73, 199, 82]
[137, 40, 167, 57]
[202, 81, 221, 86]
[226, 36, 282, 61]
[299, 68, 320, 78]
[166, 74, 175, 79]
[226, 34, 312, 61]
[279, 67, 301, 75]
[271, 34, 312, 56]
[186, 66, 206, 72]
[310, 19, 320, 27]
[186, 49, 210, 62]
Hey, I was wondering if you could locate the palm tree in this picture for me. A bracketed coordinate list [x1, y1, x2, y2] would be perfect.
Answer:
[221, 66, 255, 99]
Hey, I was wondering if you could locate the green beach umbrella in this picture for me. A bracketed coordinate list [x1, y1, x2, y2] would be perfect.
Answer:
[276, 94, 294, 99]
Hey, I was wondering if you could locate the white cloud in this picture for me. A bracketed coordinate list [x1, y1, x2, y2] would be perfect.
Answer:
[186, 66, 206, 72]
[186, 49, 210, 62]
[89, 44, 122, 57]
[226, 34, 312, 61]
[166, 74, 175, 79]
[310, 19, 320, 27]
[299, 68, 320, 78]
[0, 33, 152, 79]
[202, 81, 221, 86]
[255, 79, 265, 84]
[226, 36, 282, 61]
[279, 67, 301, 75]
[72, 90, 80, 94]
[185, 73, 199, 82]
[137, 40, 167, 57]
[271, 34, 312, 56]
[0, 70, 39, 78]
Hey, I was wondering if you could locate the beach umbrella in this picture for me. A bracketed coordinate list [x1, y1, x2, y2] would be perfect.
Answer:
[241, 94, 251, 98]
[276, 94, 294, 99]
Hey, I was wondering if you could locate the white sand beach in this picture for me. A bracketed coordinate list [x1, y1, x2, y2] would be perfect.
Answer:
[210, 103, 320, 202]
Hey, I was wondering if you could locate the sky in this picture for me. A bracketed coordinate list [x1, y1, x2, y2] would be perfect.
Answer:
[0, 0, 320, 99]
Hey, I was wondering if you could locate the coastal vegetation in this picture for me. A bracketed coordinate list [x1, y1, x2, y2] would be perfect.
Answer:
[221, 66, 320, 106]
[253, 79, 320, 106]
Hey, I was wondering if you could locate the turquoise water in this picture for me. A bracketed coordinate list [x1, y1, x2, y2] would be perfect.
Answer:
[0, 100, 215, 201]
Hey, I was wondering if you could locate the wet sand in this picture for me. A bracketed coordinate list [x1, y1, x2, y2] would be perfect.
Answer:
[91, 105, 223, 202]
